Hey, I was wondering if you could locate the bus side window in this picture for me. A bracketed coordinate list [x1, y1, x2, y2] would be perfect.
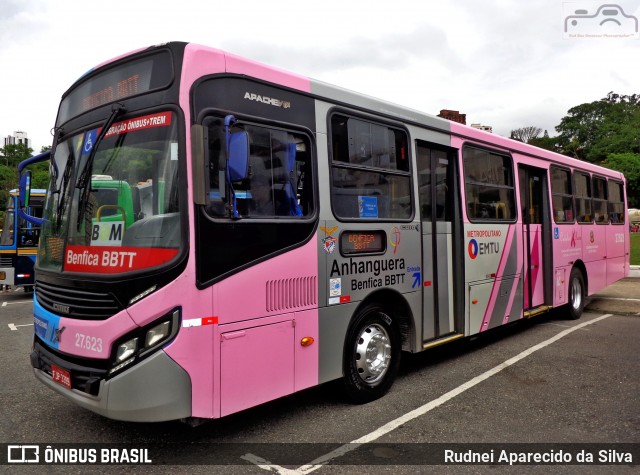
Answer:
[607, 180, 625, 225]
[550, 166, 574, 224]
[592, 176, 608, 224]
[202, 116, 313, 219]
[463, 146, 515, 222]
[330, 114, 411, 220]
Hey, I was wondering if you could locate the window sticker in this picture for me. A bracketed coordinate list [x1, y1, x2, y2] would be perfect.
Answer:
[359, 196, 379, 218]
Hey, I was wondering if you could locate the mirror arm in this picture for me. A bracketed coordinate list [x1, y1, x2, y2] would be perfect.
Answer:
[18, 208, 44, 226]
[18, 150, 51, 173]
[17, 151, 51, 226]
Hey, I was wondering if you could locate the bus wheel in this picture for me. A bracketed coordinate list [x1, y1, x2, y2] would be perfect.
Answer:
[567, 268, 585, 320]
[343, 305, 400, 404]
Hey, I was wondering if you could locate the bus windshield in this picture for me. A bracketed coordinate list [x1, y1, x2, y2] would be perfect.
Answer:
[39, 110, 182, 275]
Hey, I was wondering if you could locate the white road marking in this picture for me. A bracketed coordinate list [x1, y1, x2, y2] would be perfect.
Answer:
[1, 300, 32, 306]
[8, 323, 33, 331]
[591, 296, 640, 302]
[244, 313, 614, 474]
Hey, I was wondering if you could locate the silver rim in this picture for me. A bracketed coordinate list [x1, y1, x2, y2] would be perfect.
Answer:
[354, 322, 392, 385]
[570, 276, 582, 311]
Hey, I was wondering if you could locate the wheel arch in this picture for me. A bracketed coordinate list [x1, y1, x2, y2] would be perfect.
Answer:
[572, 260, 588, 296]
[348, 289, 416, 353]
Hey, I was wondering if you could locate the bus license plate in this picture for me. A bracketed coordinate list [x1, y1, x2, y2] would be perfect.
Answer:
[51, 364, 71, 389]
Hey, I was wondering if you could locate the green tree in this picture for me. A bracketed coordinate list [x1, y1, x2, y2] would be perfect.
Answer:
[602, 152, 640, 208]
[555, 92, 640, 162]
[0, 143, 50, 217]
[0, 144, 33, 215]
[0, 142, 33, 168]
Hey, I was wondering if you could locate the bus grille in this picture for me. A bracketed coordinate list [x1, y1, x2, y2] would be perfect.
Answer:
[266, 276, 317, 312]
[35, 280, 122, 320]
[0, 256, 12, 267]
[31, 340, 107, 396]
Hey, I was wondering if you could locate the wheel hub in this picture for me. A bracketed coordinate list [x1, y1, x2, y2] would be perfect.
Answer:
[571, 278, 582, 310]
[355, 323, 392, 384]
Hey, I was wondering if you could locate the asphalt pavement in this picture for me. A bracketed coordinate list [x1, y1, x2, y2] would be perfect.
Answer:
[585, 267, 640, 316]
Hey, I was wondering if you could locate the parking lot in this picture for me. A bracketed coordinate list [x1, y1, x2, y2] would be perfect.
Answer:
[1, 279, 638, 473]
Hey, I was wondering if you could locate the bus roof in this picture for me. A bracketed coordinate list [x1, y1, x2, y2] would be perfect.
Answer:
[76, 42, 626, 183]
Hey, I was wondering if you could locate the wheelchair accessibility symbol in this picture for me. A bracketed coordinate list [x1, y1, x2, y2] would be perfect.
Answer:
[564, 3, 639, 38]
[82, 129, 98, 155]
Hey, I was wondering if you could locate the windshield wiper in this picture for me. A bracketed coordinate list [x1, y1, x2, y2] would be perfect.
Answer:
[76, 103, 126, 231]
[77, 103, 125, 190]
[54, 146, 76, 233]
[49, 127, 64, 192]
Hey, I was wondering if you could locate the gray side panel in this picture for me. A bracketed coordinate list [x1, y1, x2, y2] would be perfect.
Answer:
[488, 232, 520, 329]
[422, 227, 435, 341]
[33, 351, 191, 422]
[436, 223, 455, 334]
[311, 80, 452, 134]
[106, 351, 192, 421]
[315, 101, 332, 310]
[318, 302, 356, 384]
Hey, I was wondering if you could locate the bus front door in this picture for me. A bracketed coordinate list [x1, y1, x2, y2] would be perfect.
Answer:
[518, 166, 551, 311]
[416, 142, 463, 343]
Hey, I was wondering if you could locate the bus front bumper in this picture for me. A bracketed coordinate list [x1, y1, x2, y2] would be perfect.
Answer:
[32, 347, 192, 422]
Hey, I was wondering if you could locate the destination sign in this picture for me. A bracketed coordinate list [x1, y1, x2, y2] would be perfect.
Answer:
[340, 230, 386, 256]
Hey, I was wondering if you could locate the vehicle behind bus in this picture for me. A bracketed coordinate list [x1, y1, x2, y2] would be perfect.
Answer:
[0, 189, 45, 291]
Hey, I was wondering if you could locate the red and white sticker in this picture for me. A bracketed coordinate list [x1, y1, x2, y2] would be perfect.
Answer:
[104, 112, 172, 138]
[64, 245, 178, 273]
[183, 317, 218, 328]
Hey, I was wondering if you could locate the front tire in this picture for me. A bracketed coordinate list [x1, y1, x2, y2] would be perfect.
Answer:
[342, 304, 401, 404]
[566, 267, 585, 320]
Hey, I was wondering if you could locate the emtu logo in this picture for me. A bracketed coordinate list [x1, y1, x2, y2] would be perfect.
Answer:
[468, 239, 479, 259]
[563, 3, 639, 38]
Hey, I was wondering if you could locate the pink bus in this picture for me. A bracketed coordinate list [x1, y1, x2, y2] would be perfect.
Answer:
[21, 42, 629, 422]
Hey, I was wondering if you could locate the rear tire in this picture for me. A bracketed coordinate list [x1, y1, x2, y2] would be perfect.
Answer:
[342, 304, 401, 404]
[566, 267, 585, 320]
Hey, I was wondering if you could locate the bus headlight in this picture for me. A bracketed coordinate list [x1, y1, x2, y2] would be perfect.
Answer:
[116, 338, 138, 362]
[109, 308, 180, 376]
[145, 321, 170, 348]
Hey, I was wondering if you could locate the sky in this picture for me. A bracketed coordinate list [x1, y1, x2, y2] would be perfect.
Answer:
[1, 0, 639, 152]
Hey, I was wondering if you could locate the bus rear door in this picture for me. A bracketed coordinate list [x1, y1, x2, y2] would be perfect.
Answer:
[518, 166, 552, 312]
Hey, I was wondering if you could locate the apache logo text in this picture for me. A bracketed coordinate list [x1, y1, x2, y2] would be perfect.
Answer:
[244, 92, 291, 108]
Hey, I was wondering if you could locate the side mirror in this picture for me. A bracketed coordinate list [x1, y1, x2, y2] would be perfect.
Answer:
[17, 150, 50, 226]
[225, 114, 249, 182]
[227, 131, 250, 182]
[224, 115, 250, 219]
[19, 171, 32, 208]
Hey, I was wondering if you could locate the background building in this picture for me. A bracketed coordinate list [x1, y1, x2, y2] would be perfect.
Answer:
[470, 123, 493, 133]
[438, 109, 466, 125]
[4, 131, 30, 148]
